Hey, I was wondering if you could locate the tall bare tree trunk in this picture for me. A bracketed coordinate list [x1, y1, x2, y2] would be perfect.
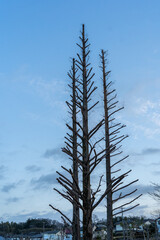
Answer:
[81, 24, 92, 240]
[100, 50, 142, 239]
[72, 58, 80, 240]
[101, 50, 113, 240]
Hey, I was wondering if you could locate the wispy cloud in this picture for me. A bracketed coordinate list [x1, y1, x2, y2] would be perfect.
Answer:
[1, 180, 25, 193]
[142, 148, 160, 155]
[6, 197, 21, 203]
[152, 170, 160, 175]
[31, 173, 57, 189]
[0, 165, 7, 179]
[43, 147, 65, 159]
[0, 165, 6, 171]
[133, 148, 160, 156]
[25, 112, 40, 121]
[2, 183, 16, 193]
[152, 112, 160, 127]
[29, 78, 67, 109]
[25, 165, 42, 172]
[124, 93, 160, 139]
[134, 99, 156, 115]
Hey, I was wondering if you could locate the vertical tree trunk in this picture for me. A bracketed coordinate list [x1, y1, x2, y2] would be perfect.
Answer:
[101, 50, 113, 240]
[81, 24, 92, 240]
[72, 58, 80, 240]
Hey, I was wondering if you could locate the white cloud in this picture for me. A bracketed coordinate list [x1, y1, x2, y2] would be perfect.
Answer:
[134, 99, 156, 115]
[29, 77, 67, 109]
[152, 112, 160, 127]
[123, 95, 160, 139]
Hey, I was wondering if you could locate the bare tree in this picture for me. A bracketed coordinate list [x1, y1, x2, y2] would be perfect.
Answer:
[100, 50, 142, 240]
[50, 58, 80, 239]
[50, 25, 127, 240]
[50, 25, 141, 240]
[67, 58, 80, 240]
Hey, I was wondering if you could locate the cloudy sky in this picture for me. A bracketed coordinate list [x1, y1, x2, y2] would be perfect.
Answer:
[0, 0, 160, 222]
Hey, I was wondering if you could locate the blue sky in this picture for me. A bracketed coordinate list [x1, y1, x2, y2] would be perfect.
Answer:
[0, 0, 160, 222]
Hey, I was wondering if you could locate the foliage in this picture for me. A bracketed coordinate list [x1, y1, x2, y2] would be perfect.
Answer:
[0, 218, 63, 235]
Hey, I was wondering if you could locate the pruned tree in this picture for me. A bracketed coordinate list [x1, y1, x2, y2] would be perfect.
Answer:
[50, 25, 127, 240]
[50, 58, 80, 240]
[100, 49, 142, 240]
[66, 58, 80, 240]
[50, 25, 141, 240]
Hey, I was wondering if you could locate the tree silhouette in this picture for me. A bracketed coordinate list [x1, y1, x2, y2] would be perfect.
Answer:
[100, 49, 142, 240]
[50, 25, 141, 240]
